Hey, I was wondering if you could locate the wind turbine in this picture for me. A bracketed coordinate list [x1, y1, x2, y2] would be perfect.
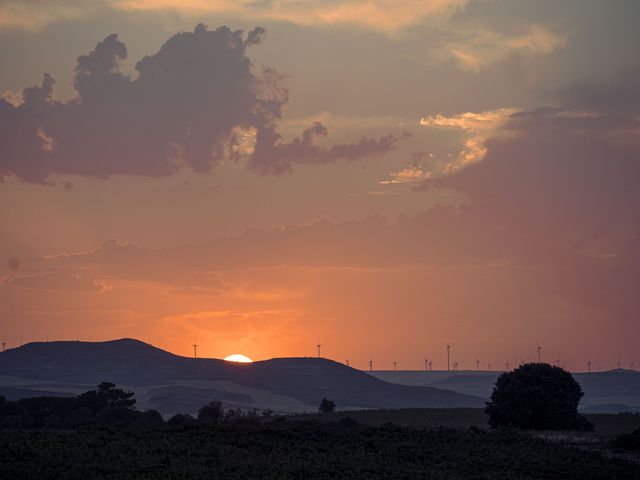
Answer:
[505, 362, 509, 371]
[537, 344, 542, 363]
[393, 361, 397, 371]
[424, 358, 429, 371]
[192, 343, 198, 358]
[369, 359, 373, 371]
[345, 359, 350, 367]
[1, 340, 5, 352]
[446, 344, 452, 371]
[587, 359, 592, 374]
[476, 359, 480, 371]
[316, 340, 321, 358]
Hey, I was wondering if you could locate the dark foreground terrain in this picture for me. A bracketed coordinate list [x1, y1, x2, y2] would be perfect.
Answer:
[1, 419, 639, 480]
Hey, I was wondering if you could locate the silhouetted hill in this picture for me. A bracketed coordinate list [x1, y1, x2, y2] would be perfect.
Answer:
[370, 369, 640, 413]
[0, 339, 484, 412]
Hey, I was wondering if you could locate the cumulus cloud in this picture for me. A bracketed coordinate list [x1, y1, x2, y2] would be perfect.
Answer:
[0, 24, 402, 183]
[435, 25, 566, 73]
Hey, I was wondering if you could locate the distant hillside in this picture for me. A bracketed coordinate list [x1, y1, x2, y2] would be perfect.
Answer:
[0, 339, 484, 414]
[371, 369, 640, 413]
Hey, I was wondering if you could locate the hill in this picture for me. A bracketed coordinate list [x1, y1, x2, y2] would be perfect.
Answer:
[371, 369, 640, 413]
[0, 339, 484, 414]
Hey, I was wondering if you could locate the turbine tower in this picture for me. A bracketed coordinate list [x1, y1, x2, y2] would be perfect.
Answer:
[424, 358, 428, 371]
[345, 359, 350, 367]
[393, 361, 397, 371]
[192, 343, 198, 358]
[316, 340, 321, 358]
[1, 340, 5, 352]
[505, 362, 509, 371]
[537, 344, 542, 363]
[369, 359, 373, 371]
[446, 344, 452, 371]
[476, 359, 480, 371]
[428, 360, 433, 371]
[587, 359, 592, 374]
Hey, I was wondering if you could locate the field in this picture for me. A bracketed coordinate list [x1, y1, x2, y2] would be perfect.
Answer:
[2, 413, 640, 479]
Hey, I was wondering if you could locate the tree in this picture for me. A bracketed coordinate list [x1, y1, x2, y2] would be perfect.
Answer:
[77, 382, 136, 413]
[198, 400, 224, 424]
[485, 362, 593, 430]
[318, 397, 336, 413]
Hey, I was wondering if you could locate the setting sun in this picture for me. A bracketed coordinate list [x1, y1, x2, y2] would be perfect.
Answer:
[224, 354, 253, 363]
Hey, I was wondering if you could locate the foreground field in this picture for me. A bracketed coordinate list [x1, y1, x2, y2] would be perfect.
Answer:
[304, 408, 640, 437]
[1, 419, 640, 479]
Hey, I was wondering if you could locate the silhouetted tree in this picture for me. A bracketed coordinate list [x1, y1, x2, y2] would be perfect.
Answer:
[485, 363, 593, 430]
[198, 400, 224, 424]
[0, 401, 32, 429]
[319, 398, 336, 413]
[64, 407, 94, 428]
[97, 406, 138, 425]
[167, 413, 198, 428]
[77, 382, 136, 413]
[137, 409, 164, 428]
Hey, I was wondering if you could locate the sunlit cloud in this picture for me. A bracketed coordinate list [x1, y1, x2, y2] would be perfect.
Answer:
[0, 0, 471, 33]
[419, 108, 518, 175]
[380, 163, 431, 185]
[116, 0, 471, 34]
[0, 1, 97, 32]
[435, 25, 566, 72]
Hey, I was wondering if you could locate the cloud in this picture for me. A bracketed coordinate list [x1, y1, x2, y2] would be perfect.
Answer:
[0, 24, 401, 183]
[5, 271, 105, 292]
[0, 0, 470, 33]
[250, 122, 402, 174]
[379, 159, 432, 185]
[0, 1, 95, 32]
[116, 0, 470, 35]
[418, 108, 518, 175]
[435, 25, 566, 73]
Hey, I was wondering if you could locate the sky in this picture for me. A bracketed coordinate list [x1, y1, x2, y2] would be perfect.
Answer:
[1, 0, 639, 371]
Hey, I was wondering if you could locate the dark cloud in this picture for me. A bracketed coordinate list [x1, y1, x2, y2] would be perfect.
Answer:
[0, 24, 401, 183]
[250, 122, 402, 174]
[421, 71, 640, 264]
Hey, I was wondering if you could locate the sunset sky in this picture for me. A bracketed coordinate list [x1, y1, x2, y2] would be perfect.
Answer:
[1, 0, 639, 371]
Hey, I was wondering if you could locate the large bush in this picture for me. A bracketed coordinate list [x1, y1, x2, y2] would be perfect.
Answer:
[198, 400, 224, 424]
[485, 363, 593, 430]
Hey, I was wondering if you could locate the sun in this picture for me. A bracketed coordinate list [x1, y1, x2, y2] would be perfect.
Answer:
[224, 354, 253, 363]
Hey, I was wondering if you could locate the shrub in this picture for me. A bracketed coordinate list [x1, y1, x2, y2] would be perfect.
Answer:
[167, 413, 198, 428]
[319, 398, 336, 414]
[43, 415, 64, 429]
[485, 363, 593, 431]
[96, 406, 138, 425]
[64, 407, 94, 428]
[137, 409, 165, 428]
[198, 400, 224, 424]
[611, 428, 640, 451]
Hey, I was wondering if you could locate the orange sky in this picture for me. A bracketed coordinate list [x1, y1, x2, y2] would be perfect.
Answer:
[1, 1, 639, 371]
